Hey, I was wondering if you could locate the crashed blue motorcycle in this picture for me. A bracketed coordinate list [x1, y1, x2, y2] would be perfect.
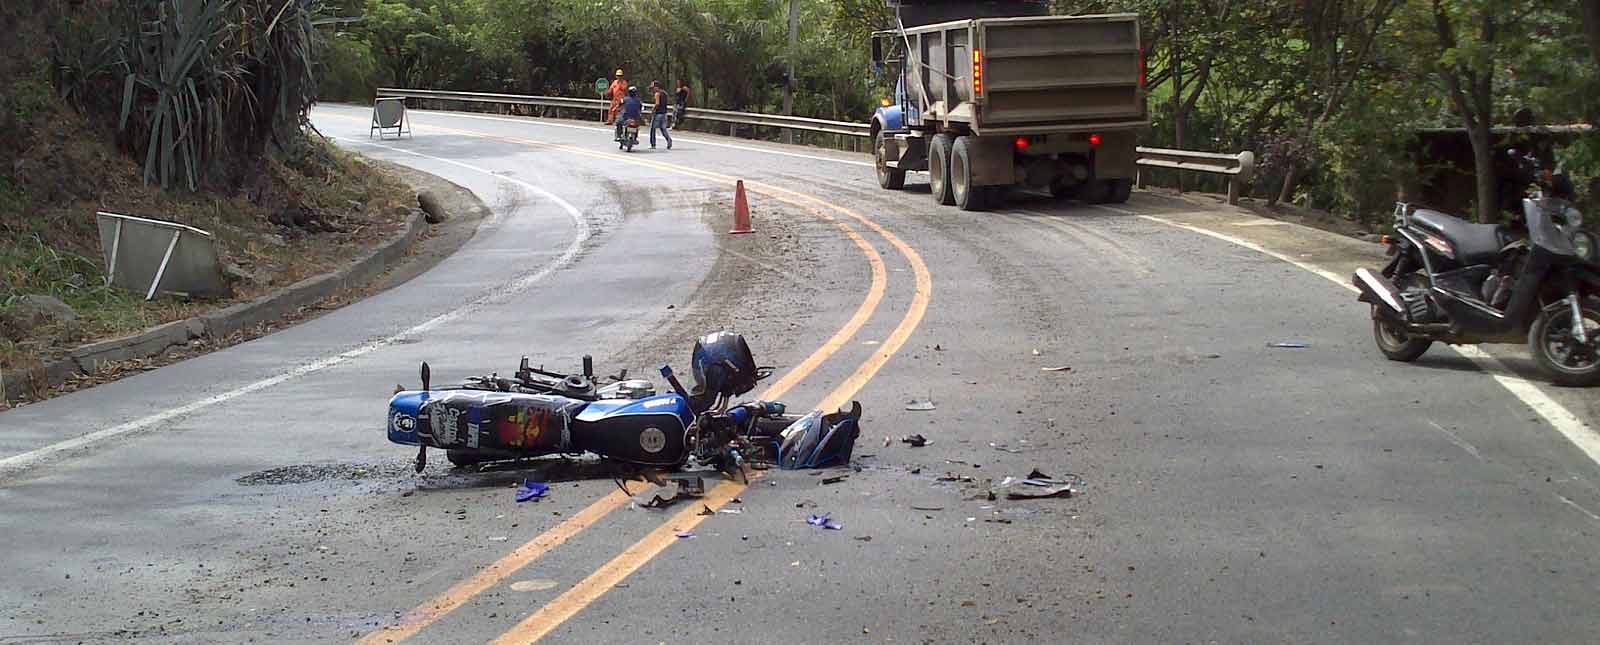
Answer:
[386, 332, 863, 475]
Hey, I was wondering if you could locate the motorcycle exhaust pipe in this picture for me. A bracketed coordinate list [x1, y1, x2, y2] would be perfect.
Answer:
[1353, 268, 1407, 319]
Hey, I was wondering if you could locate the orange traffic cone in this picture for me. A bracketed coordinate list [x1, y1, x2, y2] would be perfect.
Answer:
[729, 180, 754, 234]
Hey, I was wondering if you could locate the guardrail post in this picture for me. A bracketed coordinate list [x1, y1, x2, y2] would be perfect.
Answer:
[729, 123, 737, 138]
[1228, 151, 1256, 206]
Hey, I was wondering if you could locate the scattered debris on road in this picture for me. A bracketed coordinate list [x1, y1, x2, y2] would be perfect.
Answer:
[634, 477, 705, 509]
[1267, 341, 1310, 348]
[697, 505, 715, 516]
[990, 441, 1030, 454]
[509, 579, 558, 592]
[902, 434, 929, 447]
[515, 480, 549, 502]
[820, 474, 849, 485]
[806, 512, 843, 530]
[1041, 365, 1072, 372]
[905, 398, 937, 411]
[992, 469, 1082, 499]
[675, 531, 695, 539]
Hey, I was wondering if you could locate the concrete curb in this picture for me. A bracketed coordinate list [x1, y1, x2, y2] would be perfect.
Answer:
[3, 210, 427, 403]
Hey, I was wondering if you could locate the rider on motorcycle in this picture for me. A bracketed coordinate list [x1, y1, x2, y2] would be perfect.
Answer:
[617, 86, 644, 143]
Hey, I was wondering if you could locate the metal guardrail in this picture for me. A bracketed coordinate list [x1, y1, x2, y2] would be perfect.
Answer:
[375, 88, 872, 139]
[1135, 146, 1257, 205]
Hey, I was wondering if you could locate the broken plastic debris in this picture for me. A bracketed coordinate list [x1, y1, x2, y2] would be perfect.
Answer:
[901, 434, 929, 447]
[1041, 365, 1072, 372]
[718, 508, 743, 515]
[488, 536, 509, 542]
[509, 579, 558, 592]
[905, 399, 936, 411]
[675, 531, 695, 539]
[820, 474, 849, 485]
[515, 480, 550, 503]
[806, 512, 843, 530]
[1031, 349, 1041, 356]
[697, 505, 715, 516]
[1267, 341, 1310, 348]
[991, 468, 1082, 499]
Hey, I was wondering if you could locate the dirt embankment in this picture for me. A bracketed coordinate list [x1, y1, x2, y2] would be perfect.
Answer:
[0, 2, 436, 401]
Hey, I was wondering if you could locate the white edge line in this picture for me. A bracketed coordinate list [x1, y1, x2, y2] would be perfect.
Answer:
[323, 105, 878, 169]
[1124, 207, 1600, 469]
[0, 138, 591, 480]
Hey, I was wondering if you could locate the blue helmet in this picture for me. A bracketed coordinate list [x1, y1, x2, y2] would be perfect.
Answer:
[690, 331, 759, 401]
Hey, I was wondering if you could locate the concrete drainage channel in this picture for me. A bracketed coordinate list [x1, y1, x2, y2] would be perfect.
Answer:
[1, 202, 435, 404]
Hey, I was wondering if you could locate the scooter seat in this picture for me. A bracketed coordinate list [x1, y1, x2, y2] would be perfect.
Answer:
[1410, 209, 1511, 265]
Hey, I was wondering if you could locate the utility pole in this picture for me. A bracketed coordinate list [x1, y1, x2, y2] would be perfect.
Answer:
[783, 0, 799, 144]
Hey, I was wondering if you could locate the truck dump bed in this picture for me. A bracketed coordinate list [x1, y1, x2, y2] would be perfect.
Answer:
[899, 13, 1145, 135]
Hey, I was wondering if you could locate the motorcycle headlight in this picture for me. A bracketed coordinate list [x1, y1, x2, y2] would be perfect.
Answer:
[1574, 230, 1597, 262]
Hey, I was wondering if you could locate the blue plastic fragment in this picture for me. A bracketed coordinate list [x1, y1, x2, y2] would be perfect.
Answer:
[806, 512, 843, 530]
[516, 480, 550, 503]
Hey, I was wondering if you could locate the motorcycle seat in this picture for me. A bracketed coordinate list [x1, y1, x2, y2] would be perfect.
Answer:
[1410, 209, 1511, 265]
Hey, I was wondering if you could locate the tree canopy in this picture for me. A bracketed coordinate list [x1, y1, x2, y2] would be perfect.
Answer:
[319, 0, 1600, 223]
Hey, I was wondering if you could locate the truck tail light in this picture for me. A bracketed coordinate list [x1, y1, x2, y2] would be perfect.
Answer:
[1088, 133, 1102, 146]
[1014, 137, 1030, 150]
[972, 49, 983, 96]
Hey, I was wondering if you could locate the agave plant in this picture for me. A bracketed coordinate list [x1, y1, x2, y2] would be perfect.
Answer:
[118, 0, 247, 190]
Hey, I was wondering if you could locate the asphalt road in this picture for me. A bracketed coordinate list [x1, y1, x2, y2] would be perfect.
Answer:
[2, 104, 1598, 644]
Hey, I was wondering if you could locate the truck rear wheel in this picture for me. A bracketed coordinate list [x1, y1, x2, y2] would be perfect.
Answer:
[874, 133, 905, 190]
[929, 134, 955, 205]
[1104, 178, 1132, 204]
[1078, 179, 1110, 204]
[951, 136, 989, 211]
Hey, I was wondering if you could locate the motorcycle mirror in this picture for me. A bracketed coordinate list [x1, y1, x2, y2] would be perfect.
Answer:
[421, 362, 431, 391]
[660, 364, 690, 399]
[583, 354, 594, 378]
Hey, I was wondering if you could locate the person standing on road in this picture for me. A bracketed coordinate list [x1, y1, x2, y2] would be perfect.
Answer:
[673, 80, 691, 124]
[605, 69, 628, 138]
[649, 80, 673, 150]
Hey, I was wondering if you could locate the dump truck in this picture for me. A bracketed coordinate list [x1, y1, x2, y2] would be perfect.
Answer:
[870, 0, 1147, 210]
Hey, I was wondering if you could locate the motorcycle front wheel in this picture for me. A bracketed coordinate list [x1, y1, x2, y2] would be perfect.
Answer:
[1529, 296, 1600, 386]
[1372, 306, 1431, 361]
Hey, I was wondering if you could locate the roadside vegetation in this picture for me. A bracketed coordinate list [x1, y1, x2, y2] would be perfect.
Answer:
[320, 0, 1598, 227]
[0, 0, 413, 376]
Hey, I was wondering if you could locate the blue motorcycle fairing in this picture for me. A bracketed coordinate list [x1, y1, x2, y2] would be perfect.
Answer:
[387, 389, 583, 451]
[387, 391, 427, 445]
[777, 401, 863, 469]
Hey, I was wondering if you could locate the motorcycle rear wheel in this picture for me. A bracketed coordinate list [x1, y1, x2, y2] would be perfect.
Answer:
[1529, 296, 1600, 387]
[1372, 306, 1431, 361]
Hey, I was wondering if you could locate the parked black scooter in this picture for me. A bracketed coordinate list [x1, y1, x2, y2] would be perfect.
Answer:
[1352, 152, 1600, 385]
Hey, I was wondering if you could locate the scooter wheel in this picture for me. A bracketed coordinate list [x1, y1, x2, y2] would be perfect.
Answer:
[1372, 306, 1431, 362]
[1530, 296, 1600, 386]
